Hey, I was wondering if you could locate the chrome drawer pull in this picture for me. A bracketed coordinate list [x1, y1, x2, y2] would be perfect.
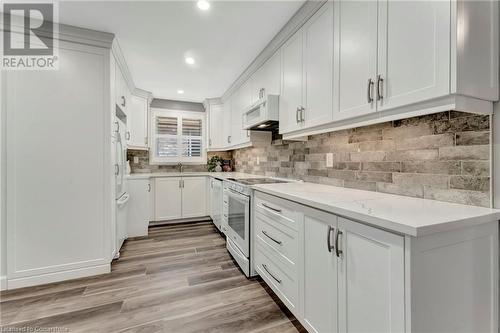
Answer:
[262, 264, 281, 284]
[261, 203, 282, 214]
[262, 230, 282, 245]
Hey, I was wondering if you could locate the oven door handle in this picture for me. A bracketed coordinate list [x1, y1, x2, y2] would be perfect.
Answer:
[225, 188, 250, 202]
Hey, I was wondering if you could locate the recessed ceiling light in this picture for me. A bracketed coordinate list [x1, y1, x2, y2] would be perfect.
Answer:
[185, 57, 195, 65]
[177, 89, 184, 94]
[197, 0, 210, 11]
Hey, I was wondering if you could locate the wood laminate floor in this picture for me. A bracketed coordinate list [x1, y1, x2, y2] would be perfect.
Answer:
[0, 222, 305, 333]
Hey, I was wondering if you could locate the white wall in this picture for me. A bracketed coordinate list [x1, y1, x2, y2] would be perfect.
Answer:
[494, 104, 500, 209]
[1, 71, 6, 290]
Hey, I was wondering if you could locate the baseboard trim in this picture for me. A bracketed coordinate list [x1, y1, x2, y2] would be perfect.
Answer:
[6, 264, 110, 290]
[149, 216, 212, 228]
[0, 275, 6, 290]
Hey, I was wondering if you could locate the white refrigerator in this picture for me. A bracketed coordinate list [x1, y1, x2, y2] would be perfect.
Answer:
[113, 116, 129, 258]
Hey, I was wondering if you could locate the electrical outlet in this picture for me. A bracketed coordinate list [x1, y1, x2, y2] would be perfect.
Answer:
[133, 156, 139, 164]
[326, 153, 334, 167]
[256, 156, 260, 165]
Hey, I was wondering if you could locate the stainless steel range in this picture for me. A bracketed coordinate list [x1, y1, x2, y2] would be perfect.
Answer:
[222, 177, 291, 277]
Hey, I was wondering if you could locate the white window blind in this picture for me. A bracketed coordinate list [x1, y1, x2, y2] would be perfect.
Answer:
[156, 116, 179, 157]
[182, 118, 202, 157]
[150, 110, 205, 164]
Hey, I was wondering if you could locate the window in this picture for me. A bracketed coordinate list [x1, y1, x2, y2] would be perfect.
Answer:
[150, 109, 206, 164]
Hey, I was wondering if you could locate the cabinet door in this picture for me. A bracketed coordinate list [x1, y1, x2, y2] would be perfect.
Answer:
[128, 95, 148, 149]
[261, 49, 281, 96]
[210, 179, 223, 231]
[303, 1, 334, 129]
[337, 217, 405, 333]
[222, 98, 232, 148]
[279, 30, 304, 134]
[334, 0, 378, 120]
[208, 104, 223, 148]
[127, 179, 150, 237]
[377, 0, 450, 111]
[115, 65, 128, 116]
[154, 177, 182, 221]
[302, 209, 338, 333]
[182, 177, 207, 218]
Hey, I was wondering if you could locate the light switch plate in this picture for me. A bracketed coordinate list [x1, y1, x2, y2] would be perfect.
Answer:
[326, 153, 334, 167]
[133, 156, 139, 164]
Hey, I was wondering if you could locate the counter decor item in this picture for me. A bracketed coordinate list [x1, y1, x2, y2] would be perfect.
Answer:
[207, 155, 224, 172]
[222, 159, 232, 172]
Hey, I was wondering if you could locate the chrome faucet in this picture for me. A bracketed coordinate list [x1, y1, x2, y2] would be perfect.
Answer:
[178, 162, 183, 173]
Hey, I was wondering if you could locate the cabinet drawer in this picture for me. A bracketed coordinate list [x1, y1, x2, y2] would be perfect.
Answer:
[255, 211, 298, 269]
[254, 192, 301, 231]
[255, 242, 299, 314]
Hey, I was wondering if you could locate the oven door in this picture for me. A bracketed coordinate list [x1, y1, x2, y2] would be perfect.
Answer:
[224, 188, 250, 257]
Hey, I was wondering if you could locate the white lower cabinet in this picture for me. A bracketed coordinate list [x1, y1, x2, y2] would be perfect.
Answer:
[127, 178, 151, 237]
[155, 177, 182, 221]
[154, 176, 207, 221]
[336, 217, 405, 333]
[209, 178, 223, 231]
[181, 177, 207, 218]
[253, 191, 497, 333]
[302, 210, 337, 333]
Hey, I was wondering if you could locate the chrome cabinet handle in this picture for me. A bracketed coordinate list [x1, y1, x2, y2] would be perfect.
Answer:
[300, 107, 305, 122]
[335, 229, 343, 257]
[114, 164, 119, 176]
[261, 203, 282, 214]
[125, 131, 130, 140]
[114, 121, 119, 133]
[327, 225, 335, 252]
[209, 138, 212, 146]
[179, 179, 182, 188]
[262, 264, 281, 284]
[262, 230, 282, 245]
[367, 78, 374, 103]
[296, 107, 300, 123]
[376, 74, 384, 100]
[147, 183, 151, 192]
[121, 96, 126, 107]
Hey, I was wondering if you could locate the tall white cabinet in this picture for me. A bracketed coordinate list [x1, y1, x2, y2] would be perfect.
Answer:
[4, 33, 114, 289]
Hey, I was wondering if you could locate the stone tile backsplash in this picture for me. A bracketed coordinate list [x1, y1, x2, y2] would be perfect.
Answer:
[127, 150, 233, 173]
[233, 111, 491, 207]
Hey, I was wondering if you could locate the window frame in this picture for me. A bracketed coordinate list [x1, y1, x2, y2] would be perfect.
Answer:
[149, 109, 206, 165]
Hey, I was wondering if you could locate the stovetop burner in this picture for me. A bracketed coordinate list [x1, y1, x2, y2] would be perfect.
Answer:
[226, 178, 289, 185]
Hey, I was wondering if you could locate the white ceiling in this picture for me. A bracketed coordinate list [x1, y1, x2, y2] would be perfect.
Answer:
[58, 1, 304, 102]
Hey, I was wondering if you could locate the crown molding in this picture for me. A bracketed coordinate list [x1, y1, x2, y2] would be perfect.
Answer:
[111, 39, 137, 93]
[220, 0, 326, 102]
[1, 14, 115, 49]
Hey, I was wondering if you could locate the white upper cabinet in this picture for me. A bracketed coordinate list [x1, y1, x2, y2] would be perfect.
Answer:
[280, 2, 334, 134]
[377, 0, 450, 111]
[303, 1, 334, 128]
[128, 94, 149, 149]
[280, 29, 304, 134]
[222, 97, 232, 146]
[115, 63, 130, 116]
[334, 0, 378, 120]
[251, 49, 282, 103]
[208, 103, 224, 149]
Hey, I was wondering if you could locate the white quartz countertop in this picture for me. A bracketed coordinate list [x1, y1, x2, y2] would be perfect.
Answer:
[127, 172, 262, 180]
[252, 182, 500, 237]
